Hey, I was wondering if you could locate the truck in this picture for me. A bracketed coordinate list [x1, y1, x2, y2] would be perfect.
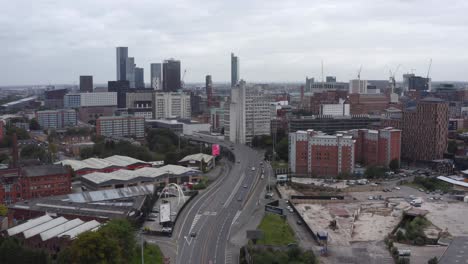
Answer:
[410, 198, 423, 207]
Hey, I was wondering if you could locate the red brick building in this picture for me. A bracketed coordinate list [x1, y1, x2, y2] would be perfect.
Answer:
[348, 93, 396, 115]
[350, 128, 401, 167]
[304, 90, 348, 114]
[0, 165, 71, 204]
[289, 130, 355, 177]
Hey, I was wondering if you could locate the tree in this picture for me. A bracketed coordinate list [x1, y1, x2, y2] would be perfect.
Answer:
[276, 137, 289, 161]
[99, 219, 135, 263]
[389, 159, 400, 172]
[63, 231, 122, 264]
[29, 119, 40, 130]
[428, 257, 438, 264]
[20, 144, 47, 162]
[396, 230, 405, 242]
[0, 204, 7, 216]
[364, 166, 387, 178]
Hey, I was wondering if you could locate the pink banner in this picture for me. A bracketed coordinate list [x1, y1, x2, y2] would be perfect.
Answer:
[212, 144, 220, 156]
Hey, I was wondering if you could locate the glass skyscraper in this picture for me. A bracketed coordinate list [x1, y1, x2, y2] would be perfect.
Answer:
[162, 59, 181, 92]
[116, 47, 128, 81]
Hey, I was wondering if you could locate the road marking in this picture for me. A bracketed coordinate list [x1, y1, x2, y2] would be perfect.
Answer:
[214, 213, 231, 264]
[184, 236, 193, 246]
[224, 172, 245, 208]
[189, 214, 202, 232]
[231, 210, 241, 226]
[225, 249, 233, 264]
[202, 211, 218, 216]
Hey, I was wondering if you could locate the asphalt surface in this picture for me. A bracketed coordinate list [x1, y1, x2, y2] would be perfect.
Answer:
[172, 134, 266, 264]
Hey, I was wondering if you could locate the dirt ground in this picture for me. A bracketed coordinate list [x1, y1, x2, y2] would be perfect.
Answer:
[421, 201, 468, 236]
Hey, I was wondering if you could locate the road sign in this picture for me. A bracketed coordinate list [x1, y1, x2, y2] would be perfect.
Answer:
[265, 205, 283, 215]
[212, 144, 220, 156]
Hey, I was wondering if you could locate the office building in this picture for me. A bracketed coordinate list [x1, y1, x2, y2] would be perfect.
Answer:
[289, 130, 355, 177]
[350, 128, 401, 167]
[401, 97, 448, 161]
[206, 75, 213, 107]
[81, 92, 117, 107]
[349, 79, 368, 94]
[289, 115, 381, 134]
[231, 53, 239, 87]
[348, 93, 391, 115]
[96, 116, 145, 138]
[126, 57, 136, 88]
[320, 99, 350, 116]
[226, 81, 271, 144]
[116, 47, 128, 81]
[305, 77, 348, 94]
[126, 90, 154, 119]
[44, 89, 68, 109]
[79, 75, 93, 93]
[326, 76, 336, 83]
[78, 106, 116, 124]
[145, 119, 210, 135]
[108, 80, 130, 108]
[36, 109, 77, 129]
[408, 75, 431, 91]
[64, 94, 81, 108]
[402, 73, 414, 91]
[0, 165, 71, 204]
[150, 63, 162, 90]
[135, 67, 144, 88]
[163, 59, 181, 92]
[153, 92, 191, 119]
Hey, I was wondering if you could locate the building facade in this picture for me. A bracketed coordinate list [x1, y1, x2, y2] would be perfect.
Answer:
[227, 81, 271, 144]
[0, 165, 71, 204]
[108, 80, 130, 108]
[126, 90, 153, 119]
[152, 92, 191, 119]
[116, 47, 128, 81]
[81, 92, 117, 107]
[64, 94, 81, 109]
[44, 89, 68, 109]
[96, 116, 145, 138]
[349, 79, 368, 94]
[150, 63, 162, 90]
[135, 67, 144, 88]
[163, 59, 181, 92]
[36, 109, 77, 129]
[126, 57, 136, 88]
[79, 75, 93, 93]
[350, 128, 401, 167]
[401, 98, 448, 161]
[289, 130, 355, 177]
[206, 75, 213, 107]
[231, 53, 239, 87]
[289, 115, 381, 134]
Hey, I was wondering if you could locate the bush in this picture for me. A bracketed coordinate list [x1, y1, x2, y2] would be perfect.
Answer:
[396, 230, 406, 242]
[428, 257, 438, 264]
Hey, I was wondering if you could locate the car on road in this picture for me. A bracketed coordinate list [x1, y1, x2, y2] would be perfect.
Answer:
[237, 160, 240, 163]
[289, 208, 294, 213]
[394, 187, 401, 190]
[243, 184, 248, 188]
[237, 196, 243, 201]
[251, 167, 255, 171]
[296, 220, 302, 225]
[190, 232, 197, 237]
[419, 188, 424, 192]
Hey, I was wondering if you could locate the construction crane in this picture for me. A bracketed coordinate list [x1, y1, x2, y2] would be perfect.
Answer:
[389, 64, 401, 93]
[357, 65, 363, 80]
[425, 59, 432, 91]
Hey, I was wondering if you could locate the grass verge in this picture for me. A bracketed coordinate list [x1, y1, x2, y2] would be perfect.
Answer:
[132, 243, 164, 264]
[257, 213, 296, 245]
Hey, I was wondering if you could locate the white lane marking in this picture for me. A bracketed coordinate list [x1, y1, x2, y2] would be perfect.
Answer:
[184, 236, 193, 246]
[214, 213, 231, 264]
[231, 210, 241, 226]
[189, 214, 202, 232]
[225, 249, 233, 264]
[224, 172, 245, 208]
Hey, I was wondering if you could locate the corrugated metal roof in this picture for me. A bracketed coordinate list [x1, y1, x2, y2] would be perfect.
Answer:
[179, 153, 214, 163]
[23, 217, 68, 238]
[59, 220, 101, 239]
[437, 176, 468, 188]
[67, 185, 154, 203]
[159, 164, 199, 175]
[57, 155, 148, 171]
[103, 155, 146, 167]
[7, 214, 53, 236]
[40, 218, 84, 241]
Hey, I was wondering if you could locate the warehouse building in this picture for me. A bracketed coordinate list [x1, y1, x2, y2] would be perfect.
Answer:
[57, 155, 151, 176]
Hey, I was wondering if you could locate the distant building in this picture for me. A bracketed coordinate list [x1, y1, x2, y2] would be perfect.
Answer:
[210, 108, 224, 132]
[289, 130, 355, 177]
[44, 89, 68, 109]
[408, 75, 431, 91]
[78, 106, 116, 124]
[135, 67, 144, 88]
[163, 59, 181, 92]
[348, 93, 391, 115]
[150, 63, 162, 90]
[126, 57, 136, 88]
[126, 90, 153, 119]
[108, 80, 130, 108]
[305, 90, 348, 114]
[96, 115, 145, 138]
[145, 119, 210, 135]
[231, 53, 239, 87]
[81, 92, 117, 107]
[349, 79, 368, 94]
[226, 81, 271, 144]
[36, 109, 77, 129]
[79, 75, 93, 93]
[179, 153, 214, 171]
[206, 75, 213, 107]
[64, 94, 81, 108]
[116, 47, 128, 81]
[152, 92, 191, 119]
[326, 76, 336, 83]
[0, 164, 71, 204]
[305, 77, 348, 94]
[320, 99, 350, 116]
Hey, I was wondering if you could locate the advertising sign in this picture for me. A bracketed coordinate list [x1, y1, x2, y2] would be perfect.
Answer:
[159, 203, 171, 223]
[212, 144, 220, 156]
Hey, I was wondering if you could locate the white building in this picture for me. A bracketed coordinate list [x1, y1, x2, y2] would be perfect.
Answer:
[349, 79, 368, 94]
[153, 92, 191, 119]
[36, 109, 77, 129]
[96, 115, 145, 138]
[320, 99, 350, 116]
[227, 81, 271, 144]
[64, 92, 117, 108]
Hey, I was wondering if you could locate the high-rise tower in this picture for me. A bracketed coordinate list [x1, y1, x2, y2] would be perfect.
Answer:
[231, 53, 239, 87]
[116, 47, 128, 81]
[206, 75, 213, 107]
[150, 63, 162, 90]
[162, 59, 181, 92]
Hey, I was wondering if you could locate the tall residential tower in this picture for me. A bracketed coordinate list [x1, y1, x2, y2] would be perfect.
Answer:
[163, 59, 181, 92]
[116, 47, 128, 81]
[150, 63, 162, 90]
[231, 53, 239, 87]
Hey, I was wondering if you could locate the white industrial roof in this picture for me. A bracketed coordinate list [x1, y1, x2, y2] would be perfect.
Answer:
[82, 165, 199, 185]
[23, 217, 68, 239]
[7, 214, 53, 236]
[40, 219, 84, 241]
[57, 155, 148, 171]
[59, 220, 101, 239]
[437, 176, 468, 188]
[179, 153, 214, 163]
[67, 185, 154, 203]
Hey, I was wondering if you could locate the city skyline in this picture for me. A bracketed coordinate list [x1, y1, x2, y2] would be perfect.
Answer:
[3, 0, 468, 86]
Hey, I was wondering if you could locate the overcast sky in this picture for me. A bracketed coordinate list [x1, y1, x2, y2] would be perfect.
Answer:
[2, 0, 468, 86]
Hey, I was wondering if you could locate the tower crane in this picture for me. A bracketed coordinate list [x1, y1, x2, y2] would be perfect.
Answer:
[357, 65, 363, 80]
[425, 59, 432, 91]
[181, 69, 187, 89]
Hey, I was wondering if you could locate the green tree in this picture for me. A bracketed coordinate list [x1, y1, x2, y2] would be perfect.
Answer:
[365, 166, 387, 178]
[0, 204, 7, 216]
[396, 230, 405, 242]
[276, 137, 289, 161]
[64, 231, 122, 264]
[29, 118, 40, 130]
[99, 219, 135, 263]
[389, 159, 400, 171]
[20, 144, 47, 162]
[428, 257, 438, 264]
